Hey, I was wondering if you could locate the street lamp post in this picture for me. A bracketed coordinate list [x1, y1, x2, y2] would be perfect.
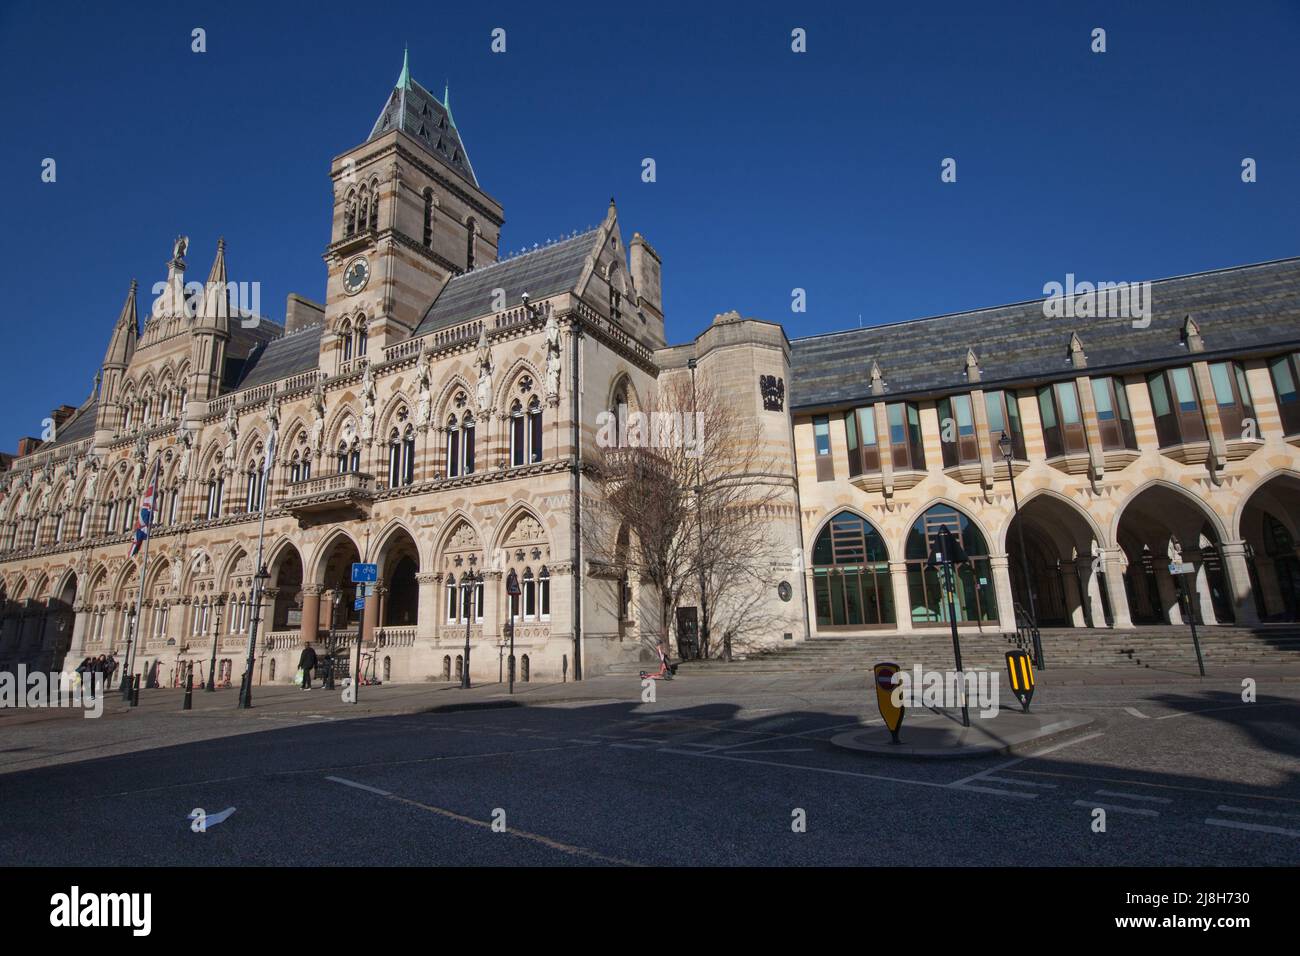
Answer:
[999, 431, 1044, 669]
[205, 598, 223, 692]
[238, 564, 270, 709]
[460, 569, 479, 689]
[119, 605, 136, 702]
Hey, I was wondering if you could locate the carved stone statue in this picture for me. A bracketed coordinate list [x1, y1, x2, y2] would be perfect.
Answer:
[544, 311, 562, 401]
[474, 326, 494, 416]
[84, 460, 98, 502]
[359, 364, 376, 442]
[177, 428, 194, 481]
[133, 435, 148, 485]
[223, 402, 239, 466]
[172, 235, 188, 263]
[415, 350, 433, 427]
[310, 380, 326, 454]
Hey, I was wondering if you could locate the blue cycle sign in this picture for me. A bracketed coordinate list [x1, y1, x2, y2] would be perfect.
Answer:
[351, 563, 378, 583]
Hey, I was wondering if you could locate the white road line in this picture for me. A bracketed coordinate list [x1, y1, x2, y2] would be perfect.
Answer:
[565, 739, 602, 745]
[658, 748, 953, 789]
[1095, 789, 1173, 804]
[1029, 731, 1105, 757]
[725, 747, 815, 755]
[609, 743, 645, 750]
[325, 775, 392, 797]
[983, 776, 1057, 789]
[1217, 805, 1300, 821]
[1073, 800, 1159, 817]
[1124, 707, 1148, 719]
[948, 731, 1103, 789]
[1205, 817, 1300, 838]
[1156, 702, 1290, 721]
[952, 785, 1038, 800]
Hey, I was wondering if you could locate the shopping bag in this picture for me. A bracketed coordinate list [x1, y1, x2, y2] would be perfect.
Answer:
[293, 667, 304, 686]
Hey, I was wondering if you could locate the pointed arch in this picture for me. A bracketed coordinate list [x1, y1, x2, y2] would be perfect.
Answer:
[309, 526, 362, 584]
[494, 357, 544, 413]
[373, 517, 421, 577]
[896, 495, 997, 563]
[1110, 478, 1230, 547]
[999, 487, 1108, 554]
[1231, 467, 1300, 540]
[433, 374, 474, 425]
[489, 502, 553, 556]
[377, 390, 414, 438]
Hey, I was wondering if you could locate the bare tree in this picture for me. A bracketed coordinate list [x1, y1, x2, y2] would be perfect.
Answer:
[585, 373, 788, 662]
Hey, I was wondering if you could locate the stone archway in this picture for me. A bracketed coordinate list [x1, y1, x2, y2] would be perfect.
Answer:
[1115, 484, 1237, 627]
[1005, 493, 1110, 628]
[1237, 472, 1300, 621]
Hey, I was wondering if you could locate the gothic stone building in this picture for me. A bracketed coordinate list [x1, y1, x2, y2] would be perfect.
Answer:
[2, 62, 1299, 686]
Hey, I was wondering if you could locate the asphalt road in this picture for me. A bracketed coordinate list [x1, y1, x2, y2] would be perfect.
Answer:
[1, 678, 1297, 866]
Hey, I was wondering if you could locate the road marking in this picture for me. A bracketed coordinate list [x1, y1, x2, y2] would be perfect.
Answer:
[1095, 789, 1173, 804]
[1156, 702, 1291, 720]
[1073, 800, 1159, 817]
[565, 739, 602, 745]
[325, 775, 639, 864]
[707, 720, 862, 752]
[948, 731, 1104, 789]
[983, 776, 1056, 789]
[1216, 805, 1300, 821]
[952, 785, 1038, 800]
[1124, 707, 1148, 719]
[1009, 769, 1300, 806]
[724, 747, 815, 755]
[1204, 817, 1300, 838]
[325, 775, 392, 796]
[610, 743, 645, 750]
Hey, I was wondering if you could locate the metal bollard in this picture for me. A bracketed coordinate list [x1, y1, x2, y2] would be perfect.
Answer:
[131, 674, 140, 707]
[182, 674, 193, 711]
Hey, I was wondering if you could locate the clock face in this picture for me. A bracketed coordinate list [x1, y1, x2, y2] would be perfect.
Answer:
[343, 256, 370, 295]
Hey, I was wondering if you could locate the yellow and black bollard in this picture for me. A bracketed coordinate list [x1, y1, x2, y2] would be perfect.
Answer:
[873, 662, 905, 743]
[1005, 649, 1035, 712]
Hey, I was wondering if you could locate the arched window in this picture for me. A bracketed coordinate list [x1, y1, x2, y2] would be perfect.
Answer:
[368, 186, 379, 231]
[446, 415, 460, 478]
[345, 191, 357, 238]
[446, 413, 475, 478]
[206, 471, 224, 519]
[539, 566, 551, 620]
[445, 574, 458, 622]
[402, 424, 416, 484]
[341, 320, 353, 361]
[121, 402, 133, 433]
[904, 505, 998, 625]
[104, 497, 118, 535]
[510, 401, 525, 466]
[527, 397, 543, 463]
[811, 512, 894, 628]
[522, 568, 536, 620]
[422, 189, 434, 247]
[510, 399, 543, 466]
[608, 263, 622, 321]
[388, 428, 402, 487]
[245, 462, 263, 513]
[289, 452, 302, 484]
[355, 317, 368, 357]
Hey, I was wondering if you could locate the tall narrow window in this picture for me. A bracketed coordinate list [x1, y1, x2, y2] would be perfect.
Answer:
[527, 398, 543, 463]
[446, 575, 458, 622]
[1268, 352, 1300, 435]
[523, 569, 536, 619]
[886, 402, 926, 470]
[1147, 367, 1207, 447]
[539, 567, 551, 620]
[402, 425, 416, 485]
[447, 416, 461, 478]
[984, 390, 1025, 459]
[813, 415, 833, 481]
[422, 189, 434, 247]
[355, 320, 368, 357]
[388, 429, 402, 487]
[1091, 377, 1138, 451]
[465, 217, 477, 271]
[341, 321, 353, 361]
[1208, 361, 1256, 440]
[1037, 382, 1088, 457]
[937, 394, 978, 467]
[510, 402, 526, 467]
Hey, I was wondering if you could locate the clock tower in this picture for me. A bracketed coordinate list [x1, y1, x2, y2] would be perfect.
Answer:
[321, 50, 504, 370]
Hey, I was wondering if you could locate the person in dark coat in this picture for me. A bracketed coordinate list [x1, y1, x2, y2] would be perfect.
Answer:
[298, 643, 318, 690]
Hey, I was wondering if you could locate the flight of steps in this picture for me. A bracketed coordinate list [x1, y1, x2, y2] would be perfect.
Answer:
[669, 624, 1300, 675]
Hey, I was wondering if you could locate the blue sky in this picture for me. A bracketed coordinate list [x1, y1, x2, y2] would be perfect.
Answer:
[1, 0, 1297, 443]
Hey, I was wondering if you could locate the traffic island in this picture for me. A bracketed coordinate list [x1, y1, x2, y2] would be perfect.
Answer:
[830, 709, 1095, 759]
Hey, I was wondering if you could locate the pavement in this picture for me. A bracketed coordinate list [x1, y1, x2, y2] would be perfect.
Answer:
[1, 665, 1297, 866]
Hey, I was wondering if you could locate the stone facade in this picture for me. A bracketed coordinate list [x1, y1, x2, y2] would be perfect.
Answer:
[2, 65, 1298, 688]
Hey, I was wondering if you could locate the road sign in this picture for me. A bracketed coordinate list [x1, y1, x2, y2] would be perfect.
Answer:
[1005, 649, 1035, 712]
[353, 598, 365, 611]
[351, 563, 377, 583]
[1169, 561, 1194, 576]
[873, 662, 905, 744]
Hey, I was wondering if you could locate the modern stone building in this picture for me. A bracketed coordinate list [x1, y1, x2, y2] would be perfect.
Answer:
[2, 60, 1298, 686]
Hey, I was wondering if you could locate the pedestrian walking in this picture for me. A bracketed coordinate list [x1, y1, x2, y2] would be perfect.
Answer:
[298, 643, 318, 690]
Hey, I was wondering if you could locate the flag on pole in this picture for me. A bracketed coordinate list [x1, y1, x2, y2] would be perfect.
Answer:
[128, 458, 161, 558]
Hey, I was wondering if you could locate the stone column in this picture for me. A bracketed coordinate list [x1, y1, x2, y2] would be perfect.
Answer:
[1251, 555, 1285, 618]
[1086, 564, 1109, 628]
[887, 561, 913, 633]
[415, 572, 439, 641]
[300, 585, 322, 645]
[69, 606, 91, 661]
[1061, 564, 1086, 626]
[989, 554, 1018, 632]
[1219, 540, 1261, 626]
[362, 588, 379, 644]
[1101, 549, 1133, 628]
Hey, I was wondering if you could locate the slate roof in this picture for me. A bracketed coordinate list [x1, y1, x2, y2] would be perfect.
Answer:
[43, 398, 97, 451]
[234, 324, 323, 390]
[413, 229, 598, 335]
[369, 73, 477, 187]
[789, 257, 1300, 411]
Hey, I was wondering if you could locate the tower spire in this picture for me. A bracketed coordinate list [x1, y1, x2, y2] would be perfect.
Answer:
[396, 46, 411, 90]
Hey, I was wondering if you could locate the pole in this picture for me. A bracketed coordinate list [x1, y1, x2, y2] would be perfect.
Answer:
[1006, 453, 1044, 669]
[122, 521, 152, 702]
[1182, 569, 1207, 677]
[205, 601, 220, 691]
[354, 529, 372, 703]
[237, 486, 270, 710]
[939, 531, 970, 728]
[508, 620, 515, 695]
[460, 572, 473, 689]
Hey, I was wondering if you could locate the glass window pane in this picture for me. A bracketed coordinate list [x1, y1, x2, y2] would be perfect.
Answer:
[1170, 367, 1197, 410]
[954, 395, 974, 433]
[1209, 363, 1235, 406]
[858, 406, 876, 445]
[1271, 356, 1298, 403]
[844, 410, 858, 451]
[1148, 374, 1171, 417]
[1113, 379, 1132, 422]
[1092, 378, 1114, 420]
[985, 392, 1006, 433]
[1055, 382, 1081, 424]
[888, 403, 905, 444]
[1037, 387, 1057, 428]
[813, 416, 830, 455]
[1233, 364, 1253, 409]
